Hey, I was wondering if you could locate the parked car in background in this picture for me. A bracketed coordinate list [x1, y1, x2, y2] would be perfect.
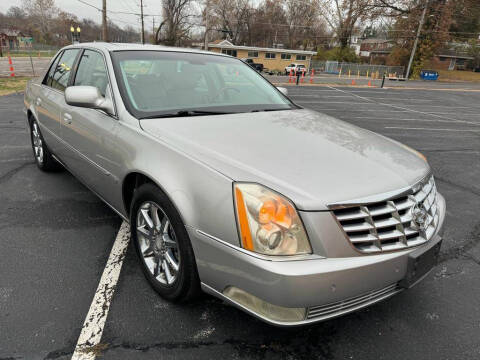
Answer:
[241, 58, 264, 72]
[24, 43, 445, 326]
[285, 63, 307, 75]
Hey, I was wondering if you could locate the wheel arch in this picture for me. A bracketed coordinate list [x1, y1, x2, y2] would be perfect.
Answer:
[121, 171, 187, 226]
[26, 109, 35, 127]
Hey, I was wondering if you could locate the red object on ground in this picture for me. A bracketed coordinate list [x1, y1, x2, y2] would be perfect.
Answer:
[300, 70, 305, 83]
[8, 56, 15, 77]
[288, 69, 294, 83]
[309, 69, 314, 83]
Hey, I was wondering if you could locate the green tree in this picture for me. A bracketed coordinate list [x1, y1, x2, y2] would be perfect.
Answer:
[317, 46, 359, 62]
[467, 39, 480, 70]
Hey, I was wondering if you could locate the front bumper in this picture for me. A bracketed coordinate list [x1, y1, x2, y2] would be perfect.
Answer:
[189, 193, 446, 326]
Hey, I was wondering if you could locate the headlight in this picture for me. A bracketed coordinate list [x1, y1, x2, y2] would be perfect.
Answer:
[233, 183, 312, 256]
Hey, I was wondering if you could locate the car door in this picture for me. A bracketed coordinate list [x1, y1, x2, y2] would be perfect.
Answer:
[36, 49, 81, 156]
[59, 48, 121, 207]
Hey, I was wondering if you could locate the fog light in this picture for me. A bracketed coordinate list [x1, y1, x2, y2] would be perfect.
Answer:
[223, 286, 306, 322]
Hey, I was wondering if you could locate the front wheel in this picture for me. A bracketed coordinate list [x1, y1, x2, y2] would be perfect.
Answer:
[130, 183, 200, 302]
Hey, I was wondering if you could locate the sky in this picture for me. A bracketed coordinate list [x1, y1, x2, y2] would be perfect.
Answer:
[0, 0, 171, 31]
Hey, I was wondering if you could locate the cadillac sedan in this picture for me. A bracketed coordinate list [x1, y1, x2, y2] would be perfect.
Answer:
[24, 43, 445, 326]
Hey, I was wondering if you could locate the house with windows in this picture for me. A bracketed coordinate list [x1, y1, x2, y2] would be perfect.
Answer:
[207, 40, 316, 72]
[0, 29, 33, 50]
[432, 45, 474, 71]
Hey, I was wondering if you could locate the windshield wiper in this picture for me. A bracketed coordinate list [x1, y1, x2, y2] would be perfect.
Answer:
[140, 110, 233, 119]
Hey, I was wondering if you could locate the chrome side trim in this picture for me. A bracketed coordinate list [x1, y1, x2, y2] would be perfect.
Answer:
[196, 229, 324, 262]
[306, 283, 402, 319]
[50, 154, 128, 222]
[39, 122, 118, 182]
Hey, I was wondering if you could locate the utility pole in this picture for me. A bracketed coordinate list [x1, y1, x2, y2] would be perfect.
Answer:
[152, 17, 155, 44]
[102, 0, 108, 42]
[406, 0, 429, 79]
[140, 0, 145, 44]
[204, 0, 209, 50]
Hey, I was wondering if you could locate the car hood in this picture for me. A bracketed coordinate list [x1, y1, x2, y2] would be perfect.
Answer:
[141, 109, 430, 210]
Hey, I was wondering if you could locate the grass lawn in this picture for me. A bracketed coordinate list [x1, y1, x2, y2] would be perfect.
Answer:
[0, 77, 31, 96]
[436, 69, 480, 82]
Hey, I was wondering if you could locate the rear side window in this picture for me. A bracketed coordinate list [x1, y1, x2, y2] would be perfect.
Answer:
[43, 52, 62, 87]
[73, 50, 109, 96]
[50, 49, 80, 92]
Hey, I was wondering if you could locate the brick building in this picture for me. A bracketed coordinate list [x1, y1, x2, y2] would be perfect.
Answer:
[207, 40, 316, 72]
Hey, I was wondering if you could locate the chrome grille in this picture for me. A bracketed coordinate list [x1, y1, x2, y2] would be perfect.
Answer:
[307, 283, 401, 320]
[332, 176, 439, 253]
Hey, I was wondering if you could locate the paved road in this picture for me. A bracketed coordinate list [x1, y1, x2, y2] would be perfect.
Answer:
[0, 86, 479, 359]
[0, 57, 51, 77]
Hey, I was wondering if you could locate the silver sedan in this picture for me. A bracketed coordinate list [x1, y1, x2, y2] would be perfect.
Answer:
[24, 43, 445, 326]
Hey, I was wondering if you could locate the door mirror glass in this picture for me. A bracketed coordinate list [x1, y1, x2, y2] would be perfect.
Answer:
[65, 85, 114, 115]
[277, 87, 288, 96]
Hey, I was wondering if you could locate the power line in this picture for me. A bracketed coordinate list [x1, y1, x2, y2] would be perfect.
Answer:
[76, 0, 162, 17]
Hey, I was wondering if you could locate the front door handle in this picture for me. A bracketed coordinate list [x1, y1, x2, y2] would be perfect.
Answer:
[36, 98, 42, 106]
[63, 113, 72, 124]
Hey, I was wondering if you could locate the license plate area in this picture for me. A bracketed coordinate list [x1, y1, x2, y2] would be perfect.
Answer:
[399, 237, 442, 288]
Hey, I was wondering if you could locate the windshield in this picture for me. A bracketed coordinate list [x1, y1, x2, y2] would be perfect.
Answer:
[111, 50, 295, 119]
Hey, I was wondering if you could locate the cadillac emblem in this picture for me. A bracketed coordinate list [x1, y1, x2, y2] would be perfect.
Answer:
[411, 203, 429, 231]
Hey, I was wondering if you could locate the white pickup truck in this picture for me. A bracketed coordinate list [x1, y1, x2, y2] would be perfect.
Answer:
[284, 63, 307, 76]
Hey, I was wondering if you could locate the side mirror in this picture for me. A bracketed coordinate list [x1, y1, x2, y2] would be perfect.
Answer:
[277, 87, 288, 96]
[65, 86, 114, 115]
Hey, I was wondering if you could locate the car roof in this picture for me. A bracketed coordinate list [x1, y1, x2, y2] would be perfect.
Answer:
[61, 42, 231, 58]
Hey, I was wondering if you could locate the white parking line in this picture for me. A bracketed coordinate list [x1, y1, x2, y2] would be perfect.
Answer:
[326, 86, 480, 126]
[385, 126, 480, 132]
[296, 101, 372, 105]
[362, 98, 435, 102]
[349, 116, 480, 125]
[71, 221, 130, 360]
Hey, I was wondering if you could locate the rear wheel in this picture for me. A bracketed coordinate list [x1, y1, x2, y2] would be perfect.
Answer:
[130, 183, 200, 302]
[30, 118, 62, 171]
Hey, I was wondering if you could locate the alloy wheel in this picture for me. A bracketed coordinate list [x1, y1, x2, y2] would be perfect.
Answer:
[136, 201, 180, 285]
[32, 122, 44, 164]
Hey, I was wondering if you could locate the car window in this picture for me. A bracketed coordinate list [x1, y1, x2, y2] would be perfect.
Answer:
[111, 51, 294, 118]
[43, 51, 63, 87]
[74, 50, 109, 96]
[50, 49, 80, 92]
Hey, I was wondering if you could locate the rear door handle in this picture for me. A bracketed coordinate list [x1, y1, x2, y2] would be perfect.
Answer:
[36, 98, 42, 106]
[63, 113, 72, 124]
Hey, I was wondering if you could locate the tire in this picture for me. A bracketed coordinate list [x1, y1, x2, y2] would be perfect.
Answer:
[130, 183, 200, 302]
[30, 117, 62, 172]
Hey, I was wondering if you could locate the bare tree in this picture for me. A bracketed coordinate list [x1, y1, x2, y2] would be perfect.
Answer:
[319, 0, 376, 48]
[21, 0, 58, 43]
[207, 0, 252, 44]
[284, 0, 324, 49]
[371, 0, 413, 16]
[252, 0, 287, 47]
[6, 6, 28, 19]
[155, 0, 196, 46]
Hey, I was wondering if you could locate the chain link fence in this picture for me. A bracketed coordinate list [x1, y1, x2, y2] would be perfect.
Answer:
[0, 44, 59, 77]
[0, 44, 60, 58]
[312, 60, 405, 78]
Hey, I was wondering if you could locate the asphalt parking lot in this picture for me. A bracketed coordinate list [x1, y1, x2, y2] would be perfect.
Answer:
[1, 84, 479, 360]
